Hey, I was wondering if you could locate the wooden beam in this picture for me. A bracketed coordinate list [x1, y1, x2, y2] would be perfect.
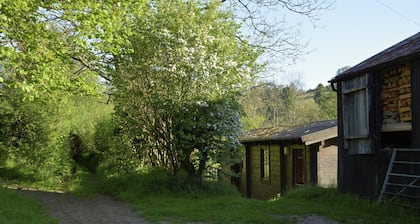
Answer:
[302, 126, 338, 146]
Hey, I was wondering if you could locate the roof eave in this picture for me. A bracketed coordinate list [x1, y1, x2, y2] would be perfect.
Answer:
[330, 52, 420, 83]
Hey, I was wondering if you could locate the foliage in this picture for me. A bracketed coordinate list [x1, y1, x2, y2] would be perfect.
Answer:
[0, 187, 57, 224]
[0, 0, 136, 188]
[0, 94, 72, 187]
[112, 0, 262, 185]
[312, 83, 337, 119]
[94, 116, 142, 178]
[99, 168, 239, 199]
[0, 91, 113, 189]
[172, 99, 243, 186]
[336, 65, 352, 75]
[240, 81, 332, 130]
[0, 0, 147, 100]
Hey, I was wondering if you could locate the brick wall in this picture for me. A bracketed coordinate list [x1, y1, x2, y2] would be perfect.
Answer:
[317, 144, 338, 187]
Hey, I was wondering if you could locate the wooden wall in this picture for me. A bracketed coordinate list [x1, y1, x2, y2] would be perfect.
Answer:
[337, 61, 420, 198]
[248, 144, 281, 199]
[283, 145, 312, 191]
[238, 146, 248, 197]
[239, 140, 337, 199]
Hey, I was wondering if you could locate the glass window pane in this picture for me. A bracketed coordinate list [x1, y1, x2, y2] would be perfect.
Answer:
[261, 148, 270, 180]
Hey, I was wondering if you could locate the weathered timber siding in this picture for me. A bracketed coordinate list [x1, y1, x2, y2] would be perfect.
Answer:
[332, 33, 420, 198]
[249, 144, 281, 199]
[305, 147, 311, 185]
[318, 144, 338, 187]
[238, 146, 247, 196]
[411, 59, 420, 148]
[284, 145, 312, 191]
[285, 149, 293, 191]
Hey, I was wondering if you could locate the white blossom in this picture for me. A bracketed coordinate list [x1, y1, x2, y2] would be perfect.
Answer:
[196, 101, 209, 107]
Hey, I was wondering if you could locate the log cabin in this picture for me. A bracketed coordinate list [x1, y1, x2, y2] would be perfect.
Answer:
[236, 120, 337, 199]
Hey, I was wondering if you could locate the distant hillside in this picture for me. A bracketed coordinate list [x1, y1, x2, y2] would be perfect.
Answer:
[240, 81, 337, 131]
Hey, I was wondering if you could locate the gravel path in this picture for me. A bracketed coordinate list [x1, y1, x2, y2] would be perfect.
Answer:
[20, 190, 148, 224]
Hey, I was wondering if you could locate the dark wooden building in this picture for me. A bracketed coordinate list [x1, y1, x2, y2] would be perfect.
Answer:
[237, 120, 337, 199]
[330, 32, 420, 198]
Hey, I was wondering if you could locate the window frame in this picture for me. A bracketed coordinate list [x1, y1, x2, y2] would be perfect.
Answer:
[260, 146, 270, 182]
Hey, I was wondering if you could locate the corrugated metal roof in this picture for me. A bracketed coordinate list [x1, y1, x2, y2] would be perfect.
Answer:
[332, 32, 420, 81]
[240, 120, 337, 144]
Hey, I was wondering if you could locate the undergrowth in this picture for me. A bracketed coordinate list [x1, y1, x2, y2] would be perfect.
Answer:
[99, 168, 238, 200]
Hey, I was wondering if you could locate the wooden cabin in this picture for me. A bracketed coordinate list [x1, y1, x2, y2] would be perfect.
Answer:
[237, 120, 337, 199]
[330, 32, 420, 199]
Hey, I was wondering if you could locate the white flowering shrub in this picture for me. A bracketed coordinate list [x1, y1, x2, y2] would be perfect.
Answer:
[112, 0, 262, 186]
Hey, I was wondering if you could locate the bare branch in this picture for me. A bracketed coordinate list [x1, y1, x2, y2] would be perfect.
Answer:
[70, 56, 112, 82]
[222, 0, 334, 76]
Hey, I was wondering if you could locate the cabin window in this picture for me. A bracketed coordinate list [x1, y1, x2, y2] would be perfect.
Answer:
[260, 147, 270, 181]
[294, 149, 305, 185]
[342, 74, 372, 154]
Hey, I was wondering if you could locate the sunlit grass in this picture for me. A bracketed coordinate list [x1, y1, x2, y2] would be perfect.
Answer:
[1, 164, 419, 224]
[126, 190, 419, 224]
[0, 187, 57, 224]
[100, 170, 420, 224]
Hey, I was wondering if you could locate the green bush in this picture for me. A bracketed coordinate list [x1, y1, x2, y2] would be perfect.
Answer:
[99, 168, 239, 200]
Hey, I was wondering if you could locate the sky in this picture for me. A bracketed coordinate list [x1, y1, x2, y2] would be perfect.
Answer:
[268, 0, 420, 90]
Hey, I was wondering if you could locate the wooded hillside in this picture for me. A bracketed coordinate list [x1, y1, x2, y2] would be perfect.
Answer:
[241, 82, 337, 130]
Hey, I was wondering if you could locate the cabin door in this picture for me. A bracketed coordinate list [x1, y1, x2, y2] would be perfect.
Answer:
[293, 149, 305, 185]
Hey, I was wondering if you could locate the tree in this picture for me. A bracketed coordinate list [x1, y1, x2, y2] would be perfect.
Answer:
[221, 0, 334, 70]
[0, 0, 146, 182]
[172, 99, 242, 187]
[313, 83, 337, 119]
[112, 0, 261, 185]
[240, 81, 323, 129]
[0, 0, 146, 100]
[336, 66, 351, 75]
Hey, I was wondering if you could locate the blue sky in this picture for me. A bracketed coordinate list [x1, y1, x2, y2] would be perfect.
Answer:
[269, 0, 420, 89]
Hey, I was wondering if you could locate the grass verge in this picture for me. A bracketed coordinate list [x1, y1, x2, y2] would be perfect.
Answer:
[0, 164, 100, 197]
[100, 170, 420, 224]
[128, 190, 420, 224]
[0, 187, 57, 224]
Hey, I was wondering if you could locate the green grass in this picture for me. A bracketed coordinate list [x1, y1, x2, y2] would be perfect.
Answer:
[2, 165, 420, 224]
[100, 170, 420, 224]
[0, 187, 57, 224]
[124, 189, 420, 224]
[0, 163, 100, 197]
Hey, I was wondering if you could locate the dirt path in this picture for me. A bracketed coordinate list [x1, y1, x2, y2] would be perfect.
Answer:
[19, 189, 338, 224]
[20, 190, 148, 224]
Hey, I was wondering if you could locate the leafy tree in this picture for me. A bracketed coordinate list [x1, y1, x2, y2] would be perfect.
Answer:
[0, 0, 142, 185]
[313, 83, 337, 119]
[112, 0, 261, 185]
[172, 99, 242, 187]
[240, 80, 328, 130]
[0, 0, 146, 100]
[336, 66, 352, 75]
